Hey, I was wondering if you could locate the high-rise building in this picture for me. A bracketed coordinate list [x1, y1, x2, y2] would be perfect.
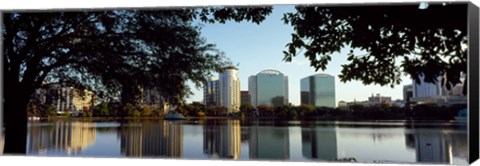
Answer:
[204, 77, 220, 106]
[248, 69, 289, 108]
[240, 91, 251, 106]
[403, 85, 414, 103]
[219, 67, 241, 113]
[204, 67, 241, 113]
[32, 83, 95, 115]
[300, 73, 336, 108]
[412, 74, 446, 98]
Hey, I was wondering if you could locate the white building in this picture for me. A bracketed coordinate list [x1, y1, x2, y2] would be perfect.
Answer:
[141, 87, 170, 114]
[409, 73, 466, 105]
[219, 67, 241, 113]
[33, 83, 95, 115]
[412, 74, 446, 98]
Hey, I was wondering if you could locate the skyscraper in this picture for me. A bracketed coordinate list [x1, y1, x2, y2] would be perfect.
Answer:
[412, 74, 446, 98]
[240, 91, 251, 106]
[219, 67, 241, 113]
[300, 73, 336, 108]
[204, 77, 220, 106]
[248, 69, 289, 108]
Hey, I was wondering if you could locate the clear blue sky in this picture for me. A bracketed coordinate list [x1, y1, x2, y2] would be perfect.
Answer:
[186, 5, 411, 106]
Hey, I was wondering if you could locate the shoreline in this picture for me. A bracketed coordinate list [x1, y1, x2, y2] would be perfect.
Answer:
[28, 116, 462, 122]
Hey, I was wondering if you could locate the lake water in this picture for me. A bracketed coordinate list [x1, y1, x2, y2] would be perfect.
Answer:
[22, 119, 468, 164]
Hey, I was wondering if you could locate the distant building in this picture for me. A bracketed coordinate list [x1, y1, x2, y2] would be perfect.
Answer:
[204, 77, 220, 106]
[32, 83, 95, 115]
[219, 67, 241, 113]
[412, 74, 446, 98]
[141, 87, 170, 114]
[337, 101, 348, 110]
[409, 73, 466, 106]
[367, 93, 392, 105]
[403, 85, 414, 103]
[249, 69, 289, 108]
[204, 67, 241, 114]
[300, 73, 336, 108]
[240, 91, 251, 106]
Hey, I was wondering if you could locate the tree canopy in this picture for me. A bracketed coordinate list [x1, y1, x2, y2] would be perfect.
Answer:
[282, 2, 468, 91]
[3, 7, 273, 105]
[2, 6, 272, 154]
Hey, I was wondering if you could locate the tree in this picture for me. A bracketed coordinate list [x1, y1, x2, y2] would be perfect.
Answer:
[283, 3, 468, 93]
[2, 7, 272, 153]
[240, 104, 255, 116]
[142, 105, 153, 117]
[96, 102, 110, 117]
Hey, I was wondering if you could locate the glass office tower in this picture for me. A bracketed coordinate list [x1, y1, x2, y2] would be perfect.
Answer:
[248, 69, 288, 108]
[300, 73, 336, 108]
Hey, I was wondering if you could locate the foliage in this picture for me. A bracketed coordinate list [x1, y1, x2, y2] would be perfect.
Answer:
[2, 6, 272, 154]
[205, 106, 228, 116]
[26, 103, 41, 117]
[95, 102, 110, 117]
[142, 105, 153, 117]
[153, 107, 165, 117]
[240, 104, 255, 116]
[46, 104, 57, 117]
[65, 109, 71, 118]
[257, 105, 274, 116]
[283, 3, 468, 93]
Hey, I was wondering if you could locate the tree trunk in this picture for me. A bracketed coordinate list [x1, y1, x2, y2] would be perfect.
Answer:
[3, 86, 30, 154]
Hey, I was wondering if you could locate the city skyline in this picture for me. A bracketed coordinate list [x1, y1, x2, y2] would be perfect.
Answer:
[186, 5, 411, 105]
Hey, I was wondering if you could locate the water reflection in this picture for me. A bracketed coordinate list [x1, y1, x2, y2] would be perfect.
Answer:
[249, 121, 290, 160]
[27, 121, 96, 155]
[203, 120, 241, 159]
[301, 126, 337, 160]
[0, 130, 3, 155]
[405, 129, 467, 164]
[22, 120, 468, 164]
[119, 121, 182, 158]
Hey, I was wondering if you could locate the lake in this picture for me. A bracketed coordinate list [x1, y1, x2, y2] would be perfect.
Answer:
[21, 119, 468, 164]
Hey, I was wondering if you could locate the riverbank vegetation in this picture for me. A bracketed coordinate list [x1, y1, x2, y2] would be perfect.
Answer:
[27, 101, 466, 121]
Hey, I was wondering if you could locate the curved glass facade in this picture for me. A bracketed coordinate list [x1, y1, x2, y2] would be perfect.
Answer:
[249, 70, 288, 108]
[300, 74, 336, 108]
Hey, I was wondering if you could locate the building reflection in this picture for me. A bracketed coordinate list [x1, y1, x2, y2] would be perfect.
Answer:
[0, 130, 3, 155]
[27, 121, 96, 155]
[405, 129, 467, 164]
[203, 120, 241, 159]
[119, 121, 183, 158]
[249, 122, 289, 160]
[301, 126, 337, 160]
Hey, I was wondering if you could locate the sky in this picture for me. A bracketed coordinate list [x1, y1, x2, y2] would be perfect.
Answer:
[186, 5, 412, 106]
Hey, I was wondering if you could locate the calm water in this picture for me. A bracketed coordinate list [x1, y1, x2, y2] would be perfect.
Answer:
[22, 119, 468, 164]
